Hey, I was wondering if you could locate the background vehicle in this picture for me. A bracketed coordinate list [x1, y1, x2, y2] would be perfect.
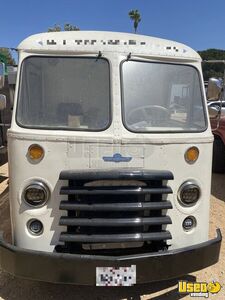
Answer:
[0, 32, 221, 286]
[210, 101, 225, 173]
[204, 60, 225, 173]
[0, 64, 16, 163]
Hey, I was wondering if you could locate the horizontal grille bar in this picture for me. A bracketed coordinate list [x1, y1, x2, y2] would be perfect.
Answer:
[59, 169, 174, 181]
[59, 200, 173, 211]
[60, 186, 172, 195]
[59, 216, 172, 227]
[59, 231, 172, 243]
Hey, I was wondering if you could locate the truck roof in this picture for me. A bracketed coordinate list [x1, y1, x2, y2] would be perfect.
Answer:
[18, 31, 201, 61]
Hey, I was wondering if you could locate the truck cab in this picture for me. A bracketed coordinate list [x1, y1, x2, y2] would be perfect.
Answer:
[0, 63, 16, 156]
[0, 31, 221, 286]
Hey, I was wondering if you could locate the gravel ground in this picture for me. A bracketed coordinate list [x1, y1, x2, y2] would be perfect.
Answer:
[0, 163, 224, 300]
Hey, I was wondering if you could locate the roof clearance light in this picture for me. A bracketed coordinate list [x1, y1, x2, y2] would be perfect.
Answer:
[28, 144, 44, 161]
[185, 147, 199, 164]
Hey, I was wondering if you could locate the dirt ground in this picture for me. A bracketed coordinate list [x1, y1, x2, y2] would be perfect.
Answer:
[0, 163, 224, 300]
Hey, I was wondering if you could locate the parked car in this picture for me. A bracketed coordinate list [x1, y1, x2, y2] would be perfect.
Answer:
[209, 100, 225, 173]
[204, 64, 225, 173]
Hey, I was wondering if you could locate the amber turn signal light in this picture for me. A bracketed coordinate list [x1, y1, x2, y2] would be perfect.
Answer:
[28, 144, 44, 161]
[185, 147, 199, 164]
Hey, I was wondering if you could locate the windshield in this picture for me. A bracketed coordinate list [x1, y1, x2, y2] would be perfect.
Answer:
[122, 61, 206, 132]
[17, 56, 110, 131]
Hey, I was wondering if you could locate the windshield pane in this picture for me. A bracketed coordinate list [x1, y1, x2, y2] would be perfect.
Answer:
[17, 56, 110, 131]
[122, 61, 206, 132]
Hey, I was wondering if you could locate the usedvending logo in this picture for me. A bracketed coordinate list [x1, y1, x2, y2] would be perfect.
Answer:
[178, 280, 221, 298]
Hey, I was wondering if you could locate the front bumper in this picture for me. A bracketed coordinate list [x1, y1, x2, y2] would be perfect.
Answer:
[0, 229, 222, 285]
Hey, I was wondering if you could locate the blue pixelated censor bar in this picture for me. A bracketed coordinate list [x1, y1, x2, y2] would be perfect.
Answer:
[96, 265, 136, 286]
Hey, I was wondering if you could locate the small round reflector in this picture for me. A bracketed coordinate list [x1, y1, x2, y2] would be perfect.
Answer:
[28, 219, 43, 235]
[28, 144, 44, 161]
[185, 147, 199, 164]
[183, 216, 196, 231]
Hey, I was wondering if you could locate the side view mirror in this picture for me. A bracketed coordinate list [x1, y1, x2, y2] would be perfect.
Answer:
[208, 102, 220, 119]
[207, 78, 223, 101]
[0, 94, 6, 110]
[0, 63, 5, 89]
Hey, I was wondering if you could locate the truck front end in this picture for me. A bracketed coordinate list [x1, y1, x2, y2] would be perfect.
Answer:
[0, 32, 221, 285]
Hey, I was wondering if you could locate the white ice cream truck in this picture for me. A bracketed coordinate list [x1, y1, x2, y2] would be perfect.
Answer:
[0, 31, 222, 286]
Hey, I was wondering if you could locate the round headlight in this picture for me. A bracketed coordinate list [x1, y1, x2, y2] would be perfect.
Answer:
[178, 181, 200, 206]
[23, 182, 50, 207]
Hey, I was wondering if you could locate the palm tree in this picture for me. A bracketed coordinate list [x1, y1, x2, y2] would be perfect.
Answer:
[129, 10, 141, 34]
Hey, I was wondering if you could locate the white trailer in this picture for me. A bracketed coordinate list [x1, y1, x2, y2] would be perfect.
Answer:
[0, 31, 221, 286]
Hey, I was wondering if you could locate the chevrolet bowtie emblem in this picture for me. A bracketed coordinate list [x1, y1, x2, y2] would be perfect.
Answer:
[102, 153, 132, 163]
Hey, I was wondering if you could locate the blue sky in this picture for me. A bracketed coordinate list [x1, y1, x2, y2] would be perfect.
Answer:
[1, 0, 224, 51]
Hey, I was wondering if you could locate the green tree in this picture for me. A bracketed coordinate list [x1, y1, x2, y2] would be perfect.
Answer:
[198, 49, 225, 81]
[129, 9, 141, 33]
[0, 48, 15, 65]
[48, 24, 61, 32]
[64, 23, 79, 31]
[48, 23, 80, 32]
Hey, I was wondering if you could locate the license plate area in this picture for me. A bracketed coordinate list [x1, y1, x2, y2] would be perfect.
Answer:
[96, 265, 136, 286]
[83, 242, 144, 250]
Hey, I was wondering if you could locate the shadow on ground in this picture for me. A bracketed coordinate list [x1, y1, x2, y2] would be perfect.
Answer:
[0, 186, 11, 243]
[211, 173, 225, 201]
[0, 153, 8, 169]
[0, 176, 7, 184]
[0, 273, 195, 300]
